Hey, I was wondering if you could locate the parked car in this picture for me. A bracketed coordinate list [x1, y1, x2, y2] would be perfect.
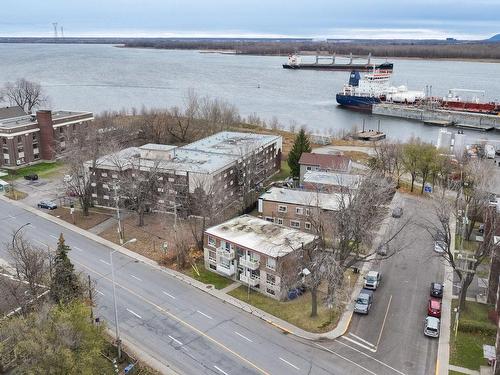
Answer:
[430, 282, 443, 298]
[37, 201, 57, 210]
[392, 207, 403, 218]
[424, 316, 440, 338]
[354, 289, 373, 314]
[427, 298, 442, 318]
[434, 241, 446, 253]
[24, 174, 38, 181]
[364, 271, 381, 290]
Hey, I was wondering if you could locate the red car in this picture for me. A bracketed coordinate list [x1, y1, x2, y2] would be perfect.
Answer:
[428, 298, 442, 318]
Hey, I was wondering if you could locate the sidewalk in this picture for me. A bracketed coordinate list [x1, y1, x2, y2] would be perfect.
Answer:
[0, 194, 370, 341]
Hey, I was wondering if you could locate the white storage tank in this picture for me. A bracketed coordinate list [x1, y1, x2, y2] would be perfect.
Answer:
[436, 129, 452, 151]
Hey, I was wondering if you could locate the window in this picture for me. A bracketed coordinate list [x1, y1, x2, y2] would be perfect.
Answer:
[230, 181, 234, 186]
[276, 218, 283, 225]
[91, 193, 97, 198]
[208, 250, 216, 262]
[295, 207, 304, 215]
[305, 208, 311, 216]
[230, 169, 234, 174]
[91, 182, 96, 187]
[290, 220, 300, 228]
[266, 288, 276, 296]
[158, 199, 165, 204]
[34, 153, 39, 160]
[306, 166, 312, 171]
[305, 222, 312, 230]
[112, 174, 118, 179]
[278, 205, 287, 213]
[102, 184, 109, 189]
[265, 217, 274, 222]
[208, 236, 216, 247]
[103, 195, 109, 200]
[101, 172, 108, 177]
[157, 187, 164, 193]
[168, 177, 175, 182]
[224, 173, 227, 178]
[209, 263, 216, 270]
[266, 258, 276, 271]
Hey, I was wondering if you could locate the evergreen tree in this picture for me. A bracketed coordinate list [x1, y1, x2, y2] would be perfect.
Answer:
[50, 234, 82, 304]
[287, 128, 311, 178]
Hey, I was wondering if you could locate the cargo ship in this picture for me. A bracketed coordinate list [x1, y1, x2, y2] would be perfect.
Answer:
[441, 89, 500, 115]
[336, 69, 425, 111]
[283, 53, 393, 72]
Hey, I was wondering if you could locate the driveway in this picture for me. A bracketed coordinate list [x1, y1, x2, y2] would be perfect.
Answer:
[14, 175, 65, 207]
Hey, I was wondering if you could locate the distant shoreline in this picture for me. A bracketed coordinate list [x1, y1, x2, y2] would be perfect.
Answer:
[119, 45, 500, 64]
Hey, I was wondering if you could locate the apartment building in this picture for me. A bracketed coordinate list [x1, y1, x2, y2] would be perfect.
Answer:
[298, 152, 352, 182]
[89, 131, 282, 214]
[302, 170, 361, 193]
[0, 107, 94, 168]
[203, 215, 316, 300]
[258, 187, 346, 232]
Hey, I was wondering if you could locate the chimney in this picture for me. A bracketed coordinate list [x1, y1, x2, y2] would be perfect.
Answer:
[36, 110, 56, 160]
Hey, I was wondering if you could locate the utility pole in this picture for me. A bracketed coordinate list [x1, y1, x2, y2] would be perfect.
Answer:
[88, 274, 94, 323]
[52, 22, 58, 38]
[114, 184, 124, 244]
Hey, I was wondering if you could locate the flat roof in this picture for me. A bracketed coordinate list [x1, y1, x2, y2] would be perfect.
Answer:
[0, 110, 93, 130]
[303, 171, 361, 188]
[95, 146, 237, 174]
[184, 131, 281, 156]
[259, 187, 347, 211]
[205, 215, 316, 258]
[139, 143, 178, 152]
[0, 106, 26, 120]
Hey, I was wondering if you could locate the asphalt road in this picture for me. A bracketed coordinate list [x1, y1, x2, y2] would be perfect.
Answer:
[0, 197, 422, 375]
[334, 194, 445, 375]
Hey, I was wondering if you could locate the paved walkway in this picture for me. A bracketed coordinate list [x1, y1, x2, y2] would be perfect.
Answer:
[448, 364, 480, 375]
[219, 282, 241, 294]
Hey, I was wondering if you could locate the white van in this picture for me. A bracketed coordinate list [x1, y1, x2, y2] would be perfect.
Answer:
[485, 144, 495, 159]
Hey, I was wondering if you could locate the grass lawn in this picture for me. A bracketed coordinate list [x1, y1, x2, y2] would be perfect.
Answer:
[49, 206, 113, 230]
[228, 285, 339, 333]
[449, 300, 496, 370]
[3, 161, 65, 179]
[271, 160, 291, 182]
[183, 262, 233, 290]
[4, 188, 28, 200]
[454, 235, 479, 252]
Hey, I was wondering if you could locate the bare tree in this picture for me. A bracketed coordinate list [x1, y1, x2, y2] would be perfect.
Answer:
[2, 78, 48, 113]
[425, 188, 498, 312]
[168, 89, 201, 143]
[4, 230, 50, 313]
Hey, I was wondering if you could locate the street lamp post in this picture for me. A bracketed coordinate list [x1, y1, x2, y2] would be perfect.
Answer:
[110, 237, 136, 359]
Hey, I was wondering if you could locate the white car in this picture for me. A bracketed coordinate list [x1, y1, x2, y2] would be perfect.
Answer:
[363, 271, 381, 290]
[424, 316, 440, 338]
[434, 241, 446, 253]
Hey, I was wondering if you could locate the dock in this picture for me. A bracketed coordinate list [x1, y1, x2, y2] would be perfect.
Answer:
[373, 103, 500, 131]
[354, 130, 386, 141]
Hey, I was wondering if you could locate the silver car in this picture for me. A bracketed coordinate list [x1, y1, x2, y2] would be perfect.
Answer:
[354, 289, 373, 314]
[424, 316, 440, 338]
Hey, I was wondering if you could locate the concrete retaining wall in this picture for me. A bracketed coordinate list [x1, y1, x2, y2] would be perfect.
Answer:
[373, 104, 500, 129]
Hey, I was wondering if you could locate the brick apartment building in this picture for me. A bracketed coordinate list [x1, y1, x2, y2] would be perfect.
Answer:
[298, 152, 352, 182]
[0, 106, 94, 168]
[203, 215, 316, 300]
[257, 187, 346, 232]
[89, 131, 282, 214]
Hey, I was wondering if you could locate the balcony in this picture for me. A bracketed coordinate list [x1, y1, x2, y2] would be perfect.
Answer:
[216, 247, 235, 261]
[216, 264, 235, 277]
[239, 257, 260, 270]
[240, 274, 260, 287]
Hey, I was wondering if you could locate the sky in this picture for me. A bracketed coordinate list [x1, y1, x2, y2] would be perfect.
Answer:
[1, 0, 499, 40]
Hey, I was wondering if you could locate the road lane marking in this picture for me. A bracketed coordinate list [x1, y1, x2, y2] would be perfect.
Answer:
[214, 365, 229, 375]
[74, 246, 83, 252]
[376, 294, 393, 348]
[99, 259, 111, 266]
[162, 291, 176, 299]
[279, 357, 299, 370]
[130, 274, 142, 282]
[315, 343, 377, 375]
[49, 234, 58, 239]
[126, 308, 142, 319]
[96, 290, 105, 296]
[168, 335, 183, 346]
[197, 310, 213, 320]
[348, 333, 376, 348]
[331, 340, 405, 375]
[234, 331, 253, 342]
[34, 239, 47, 247]
[71, 259, 270, 375]
[341, 335, 377, 352]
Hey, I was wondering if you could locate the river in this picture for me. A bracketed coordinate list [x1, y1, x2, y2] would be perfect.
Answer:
[1, 43, 500, 144]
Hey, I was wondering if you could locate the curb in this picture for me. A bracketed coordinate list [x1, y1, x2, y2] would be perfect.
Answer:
[0, 195, 357, 341]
